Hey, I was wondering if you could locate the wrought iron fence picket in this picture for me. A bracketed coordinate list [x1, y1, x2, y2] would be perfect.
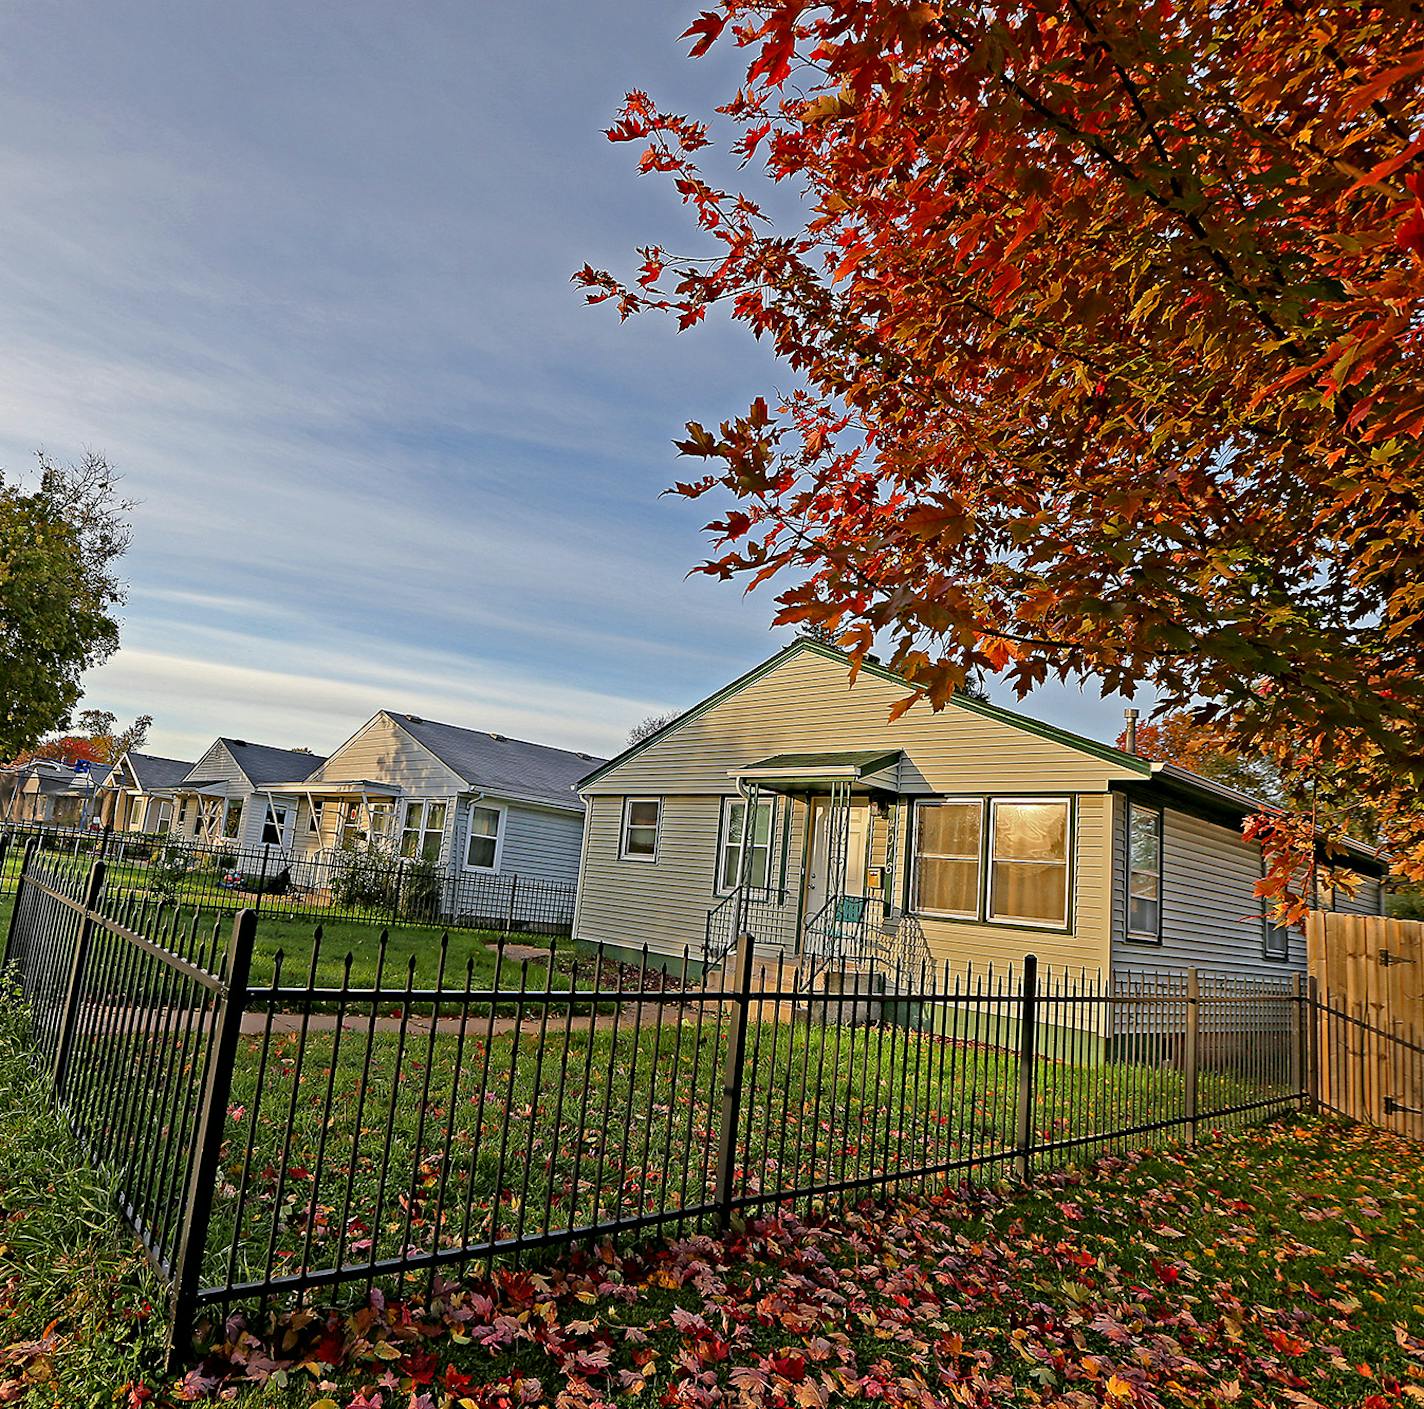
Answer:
[2, 842, 1369, 1367]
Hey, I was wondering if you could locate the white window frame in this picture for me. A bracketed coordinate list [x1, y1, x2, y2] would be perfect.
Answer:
[716, 795, 776, 894]
[985, 796, 1072, 931]
[261, 800, 292, 849]
[221, 798, 244, 841]
[402, 799, 449, 863]
[911, 797, 984, 920]
[1125, 800, 1164, 942]
[620, 797, 662, 863]
[307, 798, 324, 837]
[463, 801, 506, 874]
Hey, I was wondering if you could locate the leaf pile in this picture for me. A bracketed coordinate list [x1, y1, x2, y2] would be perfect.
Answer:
[177, 1117, 1423, 1408]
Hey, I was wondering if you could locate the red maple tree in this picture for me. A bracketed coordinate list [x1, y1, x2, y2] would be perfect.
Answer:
[579, 0, 1424, 904]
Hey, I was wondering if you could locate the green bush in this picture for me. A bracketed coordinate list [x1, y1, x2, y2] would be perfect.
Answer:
[330, 843, 398, 910]
[146, 839, 193, 905]
[396, 855, 443, 922]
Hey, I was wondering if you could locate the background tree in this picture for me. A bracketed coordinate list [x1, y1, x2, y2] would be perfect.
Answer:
[580, 1, 1424, 906]
[0, 451, 130, 760]
[1115, 711, 1282, 803]
[628, 710, 683, 746]
[16, 710, 153, 767]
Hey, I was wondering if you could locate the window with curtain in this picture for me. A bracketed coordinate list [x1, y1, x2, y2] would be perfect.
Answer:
[718, 796, 775, 890]
[621, 799, 661, 860]
[401, 800, 448, 861]
[912, 799, 982, 918]
[465, 804, 503, 870]
[987, 799, 1070, 928]
[1126, 802, 1163, 940]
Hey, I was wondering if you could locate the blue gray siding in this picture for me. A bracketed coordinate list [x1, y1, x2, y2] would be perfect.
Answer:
[1110, 794, 1382, 977]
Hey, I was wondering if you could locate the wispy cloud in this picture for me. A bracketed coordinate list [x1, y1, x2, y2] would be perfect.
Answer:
[0, 1, 1149, 759]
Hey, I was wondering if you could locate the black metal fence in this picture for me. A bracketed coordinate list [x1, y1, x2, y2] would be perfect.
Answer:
[0, 821, 576, 937]
[2, 836, 1323, 1368]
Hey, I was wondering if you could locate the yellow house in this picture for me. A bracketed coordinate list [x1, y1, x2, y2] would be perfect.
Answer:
[573, 638, 1384, 980]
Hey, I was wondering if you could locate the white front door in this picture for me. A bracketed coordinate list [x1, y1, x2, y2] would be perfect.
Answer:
[804, 798, 870, 925]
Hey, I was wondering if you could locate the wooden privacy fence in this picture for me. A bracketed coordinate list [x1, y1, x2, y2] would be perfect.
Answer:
[1307, 911, 1424, 1141]
[2, 835, 1311, 1367]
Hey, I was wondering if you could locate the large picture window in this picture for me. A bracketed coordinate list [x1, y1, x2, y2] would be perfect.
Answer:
[620, 798, 661, 861]
[912, 799, 982, 919]
[465, 803, 504, 871]
[1126, 801, 1163, 940]
[987, 798, 1071, 929]
[718, 796, 775, 891]
[401, 800, 448, 861]
[340, 799, 394, 848]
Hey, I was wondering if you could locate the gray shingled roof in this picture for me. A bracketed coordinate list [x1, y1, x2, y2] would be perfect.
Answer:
[125, 752, 196, 792]
[389, 713, 606, 811]
[222, 739, 326, 787]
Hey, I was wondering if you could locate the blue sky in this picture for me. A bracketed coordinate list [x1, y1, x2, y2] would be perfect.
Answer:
[0, 2, 1150, 764]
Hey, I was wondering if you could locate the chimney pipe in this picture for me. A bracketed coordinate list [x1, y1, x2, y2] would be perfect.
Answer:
[1123, 707, 1139, 754]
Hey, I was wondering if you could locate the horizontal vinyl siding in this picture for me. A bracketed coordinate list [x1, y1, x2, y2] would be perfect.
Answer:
[311, 715, 467, 795]
[583, 648, 1139, 798]
[486, 802, 584, 886]
[575, 795, 734, 958]
[1331, 876, 1384, 917]
[1112, 805, 1299, 976]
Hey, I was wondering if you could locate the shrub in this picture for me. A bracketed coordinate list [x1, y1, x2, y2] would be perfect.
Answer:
[147, 840, 194, 906]
[330, 844, 398, 911]
[396, 856, 442, 923]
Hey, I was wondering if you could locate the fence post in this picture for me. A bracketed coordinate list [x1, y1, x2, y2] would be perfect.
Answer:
[1184, 967, 1200, 1145]
[505, 874, 519, 934]
[1014, 954, 1039, 1181]
[1290, 973, 1305, 1102]
[167, 906, 257, 1367]
[714, 928, 756, 1229]
[1306, 974, 1321, 1113]
[2, 838, 36, 969]
[51, 859, 107, 1095]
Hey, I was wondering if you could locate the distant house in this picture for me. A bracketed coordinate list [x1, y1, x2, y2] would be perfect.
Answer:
[1, 758, 111, 828]
[172, 739, 326, 850]
[257, 709, 605, 894]
[574, 639, 1386, 978]
[97, 751, 197, 834]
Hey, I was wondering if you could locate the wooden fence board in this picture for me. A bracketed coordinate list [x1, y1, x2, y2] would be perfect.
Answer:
[1308, 911, 1423, 1141]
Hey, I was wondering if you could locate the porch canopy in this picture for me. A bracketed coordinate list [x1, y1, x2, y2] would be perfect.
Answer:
[729, 749, 902, 796]
[259, 780, 401, 798]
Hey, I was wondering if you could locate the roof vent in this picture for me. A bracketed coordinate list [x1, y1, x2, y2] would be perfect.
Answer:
[405, 714, 424, 724]
[231, 739, 249, 748]
[577, 751, 593, 761]
[489, 732, 506, 742]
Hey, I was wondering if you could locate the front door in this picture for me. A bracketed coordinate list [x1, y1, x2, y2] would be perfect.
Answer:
[803, 798, 869, 927]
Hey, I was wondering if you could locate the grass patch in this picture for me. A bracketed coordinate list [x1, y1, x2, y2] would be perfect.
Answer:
[1, 973, 1419, 1405]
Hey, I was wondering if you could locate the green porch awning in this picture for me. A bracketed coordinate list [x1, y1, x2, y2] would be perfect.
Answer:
[730, 749, 902, 795]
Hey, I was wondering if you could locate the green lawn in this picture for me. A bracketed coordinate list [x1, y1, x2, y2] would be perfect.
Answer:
[245, 912, 543, 990]
[2, 967, 1419, 1407]
[0, 884, 546, 991]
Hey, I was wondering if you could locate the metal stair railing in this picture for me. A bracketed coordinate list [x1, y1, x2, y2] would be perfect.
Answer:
[800, 894, 931, 985]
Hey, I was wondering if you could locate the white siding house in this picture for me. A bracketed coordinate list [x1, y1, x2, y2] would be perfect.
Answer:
[257, 709, 604, 906]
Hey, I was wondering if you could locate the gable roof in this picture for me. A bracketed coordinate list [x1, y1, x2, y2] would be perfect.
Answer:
[577, 637, 1153, 791]
[387, 712, 606, 812]
[122, 752, 196, 792]
[181, 738, 326, 789]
